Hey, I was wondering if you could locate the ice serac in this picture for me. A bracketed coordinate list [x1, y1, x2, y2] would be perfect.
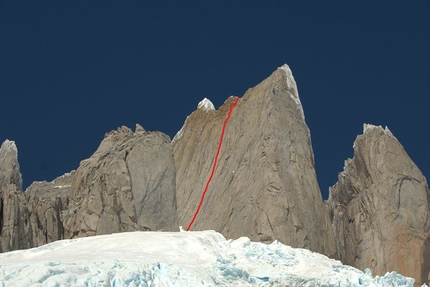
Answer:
[326, 124, 430, 286]
[62, 125, 179, 238]
[173, 64, 336, 257]
[0, 140, 32, 252]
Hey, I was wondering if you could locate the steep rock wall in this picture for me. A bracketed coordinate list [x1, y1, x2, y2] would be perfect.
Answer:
[173, 65, 336, 257]
[326, 124, 430, 286]
[0, 140, 32, 252]
[62, 125, 178, 238]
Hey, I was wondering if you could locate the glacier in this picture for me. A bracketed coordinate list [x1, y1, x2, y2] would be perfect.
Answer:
[0, 230, 424, 287]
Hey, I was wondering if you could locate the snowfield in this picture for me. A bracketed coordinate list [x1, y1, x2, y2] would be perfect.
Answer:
[0, 230, 423, 287]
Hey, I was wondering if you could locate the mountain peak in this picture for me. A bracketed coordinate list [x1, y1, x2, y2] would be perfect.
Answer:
[363, 123, 393, 136]
[0, 139, 22, 191]
[197, 98, 215, 112]
[327, 123, 430, 285]
[0, 139, 17, 153]
[172, 63, 336, 257]
[277, 64, 305, 120]
[352, 124, 396, 151]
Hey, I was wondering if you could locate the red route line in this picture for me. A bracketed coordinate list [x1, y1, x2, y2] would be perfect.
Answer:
[186, 96, 239, 231]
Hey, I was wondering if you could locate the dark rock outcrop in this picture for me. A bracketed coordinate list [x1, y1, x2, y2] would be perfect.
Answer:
[62, 125, 178, 238]
[173, 64, 336, 257]
[326, 124, 430, 286]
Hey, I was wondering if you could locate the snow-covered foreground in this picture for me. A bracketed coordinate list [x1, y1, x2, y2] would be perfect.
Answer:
[0, 230, 423, 287]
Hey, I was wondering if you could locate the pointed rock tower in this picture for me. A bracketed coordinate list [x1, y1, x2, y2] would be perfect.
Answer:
[173, 64, 336, 256]
[0, 140, 32, 252]
[326, 124, 430, 286]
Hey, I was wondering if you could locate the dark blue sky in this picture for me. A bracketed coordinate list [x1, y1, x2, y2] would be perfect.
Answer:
[1, 2, 429, 199]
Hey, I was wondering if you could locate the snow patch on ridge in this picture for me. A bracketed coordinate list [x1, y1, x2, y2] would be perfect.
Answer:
[351, 124, 394, 151]
[197, 98, 215, 112]
[172, 116, 189, 143]
[58, 171, 75, 179]
[1, 139, 18, 153]
[363, 123, 392, 136]
[279, 64, 305, 120]
[53, 185, 71, 189]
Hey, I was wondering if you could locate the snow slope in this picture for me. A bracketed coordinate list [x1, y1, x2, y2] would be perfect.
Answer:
[0, 230, 423, 287]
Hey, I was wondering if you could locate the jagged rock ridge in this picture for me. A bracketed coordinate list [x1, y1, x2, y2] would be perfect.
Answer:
[0, 125, 178, 251]
[1, 65, 429, 286]
[62, 125, 178, 238]
[326, 124, 430, 286]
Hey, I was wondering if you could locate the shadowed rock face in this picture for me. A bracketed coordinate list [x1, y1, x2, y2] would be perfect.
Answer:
[25, 172, 74, 247]
[173, 64, 336, 257]
[326, 124, 430, 286]
[62, 125, 178, 238]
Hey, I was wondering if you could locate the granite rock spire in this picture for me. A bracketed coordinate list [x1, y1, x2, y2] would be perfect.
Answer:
[326, 124, 430, 286]
[173, 64, 336, 257]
